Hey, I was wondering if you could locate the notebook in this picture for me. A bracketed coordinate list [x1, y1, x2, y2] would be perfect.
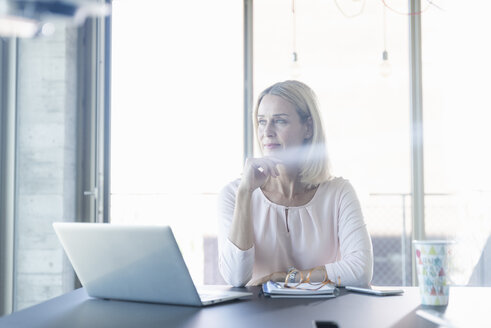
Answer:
[53, 222, 252, 306]
[262, 280, 340, 298]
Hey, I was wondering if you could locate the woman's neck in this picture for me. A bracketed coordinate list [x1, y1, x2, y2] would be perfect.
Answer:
[263, 165, 306, 199]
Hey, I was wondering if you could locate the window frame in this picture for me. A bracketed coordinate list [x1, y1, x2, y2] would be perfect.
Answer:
[0, 38, 17, 317]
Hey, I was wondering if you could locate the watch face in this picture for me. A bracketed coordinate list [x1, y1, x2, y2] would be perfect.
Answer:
[287, 268, 299, 283]
[288, 272, 296, 283]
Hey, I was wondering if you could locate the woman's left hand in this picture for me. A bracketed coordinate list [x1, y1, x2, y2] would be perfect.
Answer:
[248, 271, 287, 286]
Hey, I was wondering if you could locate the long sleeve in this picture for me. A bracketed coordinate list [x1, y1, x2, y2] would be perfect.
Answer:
[216, 177, 373, 288]
[324, 181, 373, 287]
[217, 180, 254, 287]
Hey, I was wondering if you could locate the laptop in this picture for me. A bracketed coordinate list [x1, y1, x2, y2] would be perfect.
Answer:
[53, 222, 252, 306]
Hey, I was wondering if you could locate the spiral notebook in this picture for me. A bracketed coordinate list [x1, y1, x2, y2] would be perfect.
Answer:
[262, 281, 340, 298]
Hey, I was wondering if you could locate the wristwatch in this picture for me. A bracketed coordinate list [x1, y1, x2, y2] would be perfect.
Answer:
[287, 266, 298, 283]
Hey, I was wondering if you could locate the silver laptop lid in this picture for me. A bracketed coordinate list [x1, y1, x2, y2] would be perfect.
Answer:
[53, 222, 203, 306]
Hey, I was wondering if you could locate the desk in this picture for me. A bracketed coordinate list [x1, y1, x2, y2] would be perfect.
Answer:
[0, 286, 489, 328]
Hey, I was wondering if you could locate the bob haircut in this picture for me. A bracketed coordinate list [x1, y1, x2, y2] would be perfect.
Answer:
[253, 80, 331, 188]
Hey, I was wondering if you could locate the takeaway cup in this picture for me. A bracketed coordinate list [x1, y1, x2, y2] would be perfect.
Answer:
[413, 240, 453, 306]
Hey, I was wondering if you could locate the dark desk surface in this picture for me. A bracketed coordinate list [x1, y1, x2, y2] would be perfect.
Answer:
[0, 286, 489, 328]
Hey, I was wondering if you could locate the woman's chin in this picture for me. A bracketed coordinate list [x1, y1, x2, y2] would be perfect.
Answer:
[263, 148, 308, 166]
[263, 148, 283, 156]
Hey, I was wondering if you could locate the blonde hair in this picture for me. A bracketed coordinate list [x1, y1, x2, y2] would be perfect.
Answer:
[253, 80, 331, 188]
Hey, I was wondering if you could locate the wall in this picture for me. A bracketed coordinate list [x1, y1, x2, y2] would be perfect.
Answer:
[14, 26, 77, 310]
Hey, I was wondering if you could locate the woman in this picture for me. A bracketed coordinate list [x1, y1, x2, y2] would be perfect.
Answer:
[218, 80, 373, 287]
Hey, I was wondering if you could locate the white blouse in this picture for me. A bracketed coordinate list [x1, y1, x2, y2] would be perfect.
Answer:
[217, 177, 373, 287]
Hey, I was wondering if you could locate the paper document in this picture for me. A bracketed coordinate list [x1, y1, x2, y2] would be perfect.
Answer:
[262, 281, 340, 298]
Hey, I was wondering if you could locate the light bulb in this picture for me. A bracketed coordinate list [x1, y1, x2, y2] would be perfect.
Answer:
[41, 23, 55, 36]
[379, 50, 391, 77]
[290, 52, 302, 78]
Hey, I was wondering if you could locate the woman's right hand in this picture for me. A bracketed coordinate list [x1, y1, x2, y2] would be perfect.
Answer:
[229, 156, 282, 251]
[239, 157, 282, 192]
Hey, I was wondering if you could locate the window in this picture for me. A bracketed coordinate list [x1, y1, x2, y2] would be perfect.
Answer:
[421, 1, 491, 285]
[253, 0, 411, 285]
[110, 0, 243, 284]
